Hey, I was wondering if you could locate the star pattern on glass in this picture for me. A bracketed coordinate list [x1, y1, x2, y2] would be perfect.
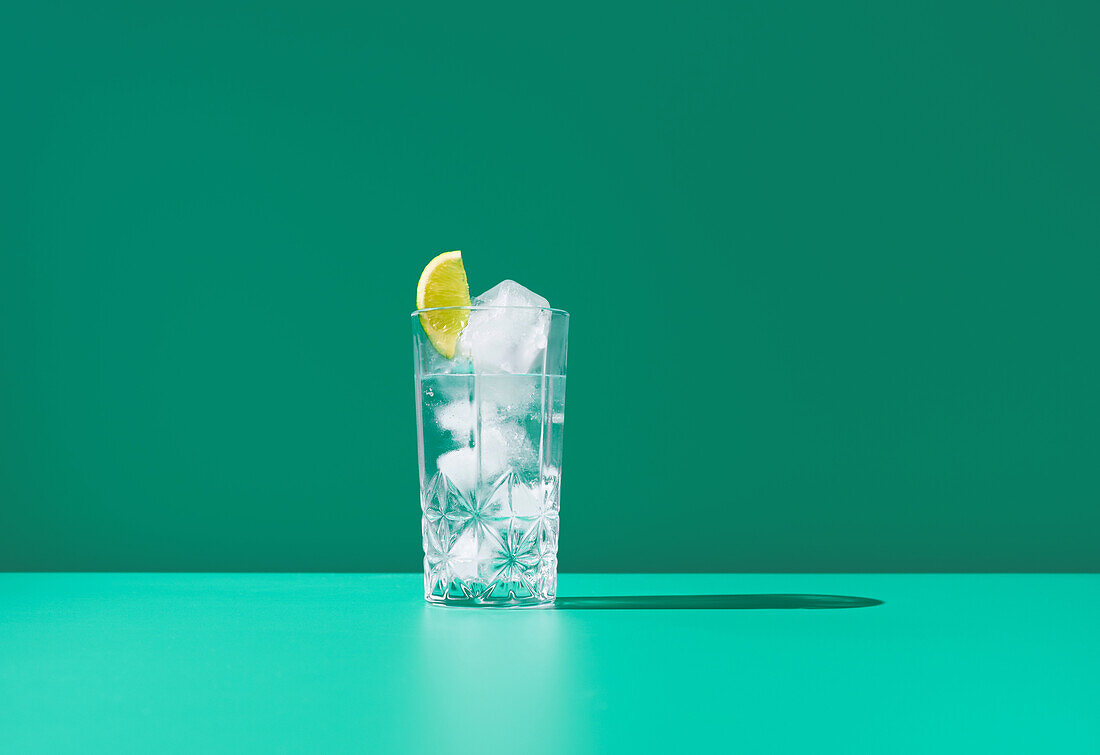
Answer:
[444, 482, 504, 550]
[530, 472, 561, 550]
[423, 472, 464, 597]
[422, 472, 451, 532]
[423, 468, 560, 604]
[487, 525, 543, 594]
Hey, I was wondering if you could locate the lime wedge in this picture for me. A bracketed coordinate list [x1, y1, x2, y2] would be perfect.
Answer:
[416, 250, 471, 358]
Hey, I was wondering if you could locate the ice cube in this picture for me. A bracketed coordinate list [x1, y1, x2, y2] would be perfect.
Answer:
[435, 425, 518, 491]
[474, 279, 551, 309]
[419, 331, 475, 376]
[509, 482, 542, 520]
[436, 379, 539, 437]
[478, 374, 541, 411]
[476, 425, 510, 479]
[488, 421, 538, 476]
[436, 400, 475, 436]
[458, 280, 551, 374]
[449, 529, 496, 581]
[435, 447, 479, 491]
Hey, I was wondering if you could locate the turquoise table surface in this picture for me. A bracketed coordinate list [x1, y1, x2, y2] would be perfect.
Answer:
[2, 574, 1097, 753]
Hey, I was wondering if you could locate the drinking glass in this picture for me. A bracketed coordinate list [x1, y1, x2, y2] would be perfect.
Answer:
[412, 306, 568, 607]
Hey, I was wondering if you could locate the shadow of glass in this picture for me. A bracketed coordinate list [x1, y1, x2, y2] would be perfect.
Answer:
[553, 594, 883, 610]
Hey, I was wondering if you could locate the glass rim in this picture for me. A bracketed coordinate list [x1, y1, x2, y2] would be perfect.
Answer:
[411, 305, 570, 317]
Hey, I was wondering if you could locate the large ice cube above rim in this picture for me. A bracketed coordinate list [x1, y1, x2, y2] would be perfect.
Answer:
[458, 279, 551, 374]
[474, 279, 551, 310]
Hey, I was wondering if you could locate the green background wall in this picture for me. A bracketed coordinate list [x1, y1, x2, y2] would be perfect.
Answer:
[2, 1, 1097, 571]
